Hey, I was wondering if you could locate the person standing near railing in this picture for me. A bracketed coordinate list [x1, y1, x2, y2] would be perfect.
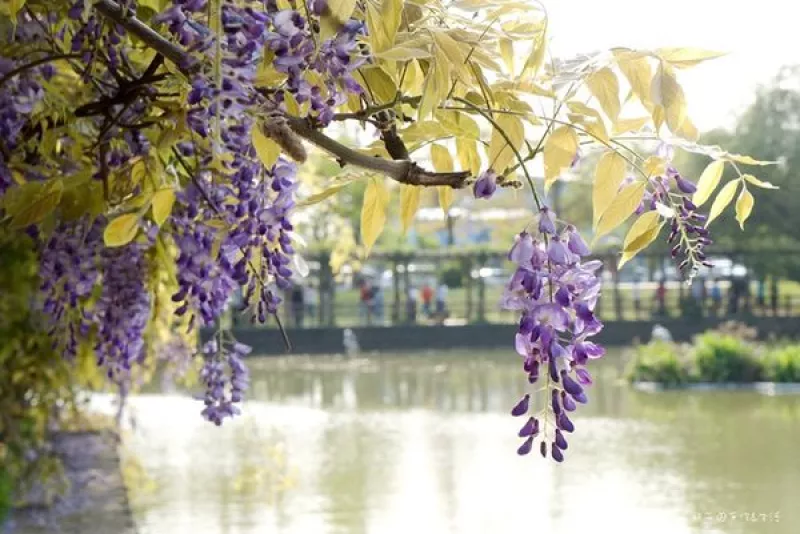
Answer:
[421, 282, 434, 318]
[407, 286, 418, 323]
[359, 279, 373, 325]
[436, 281, 449, 324]
[305, 282, 317, 326]
[290, 283, 305, 327]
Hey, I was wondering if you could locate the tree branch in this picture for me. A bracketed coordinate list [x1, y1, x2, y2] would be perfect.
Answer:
[286, 117, 469, 187]
[93, 0, 191, 69]
[92, 0, 469, 188]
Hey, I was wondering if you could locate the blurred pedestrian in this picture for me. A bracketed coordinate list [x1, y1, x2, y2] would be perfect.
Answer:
[290, 283, 305, 327]
[421, 282, 434, 317]
[372, 283, 385, 324]
[632, 278, 642, 319]
[654, 279, 667, 316]
[436, 280, 449, 322]
[359, 279, 372, 325]
[710, 279, 722, 317]
[407, 286, 418, 323]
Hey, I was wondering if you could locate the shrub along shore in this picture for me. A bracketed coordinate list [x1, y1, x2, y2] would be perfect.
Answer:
[626, 322, 800, 387]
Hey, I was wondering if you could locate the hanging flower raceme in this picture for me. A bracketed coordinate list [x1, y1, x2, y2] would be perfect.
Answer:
[502, 207, 605, 462]
[199, 336, 251, 426]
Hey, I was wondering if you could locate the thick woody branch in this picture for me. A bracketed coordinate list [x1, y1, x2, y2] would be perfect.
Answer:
[287, 118, 469, 187]
[93, 0, 469, 188]
[94, 0, 190, 69]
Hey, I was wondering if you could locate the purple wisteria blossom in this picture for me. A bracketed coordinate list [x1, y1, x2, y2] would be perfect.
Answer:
[473, 169, 498, 199]
[503, 206, 604, 462]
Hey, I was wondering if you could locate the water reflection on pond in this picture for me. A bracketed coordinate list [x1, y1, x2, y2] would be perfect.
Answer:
[122, 351, 798, 534]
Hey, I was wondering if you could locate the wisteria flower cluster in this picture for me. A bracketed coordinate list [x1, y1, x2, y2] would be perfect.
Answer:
[501, 207, 604, 462]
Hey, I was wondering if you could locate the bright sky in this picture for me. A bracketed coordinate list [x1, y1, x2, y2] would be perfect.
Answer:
[546, 0, 800, 131]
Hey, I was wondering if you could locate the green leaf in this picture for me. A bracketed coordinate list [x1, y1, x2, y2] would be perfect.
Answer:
[431, 30, 471, 82]
[321, 0, 358, 42]
[543, 126, 578, 191]
[151, 189, 176, 226]
[735, 188, 754, 230]
[357, 66, 398, 103]
[417, 49, 450, 120]
[488, 114, 524, 174]
[706, 180, 739, 227]
[430, 143, 454, 172]
[298, 182, 351, 207]
[5, 0, 26, 22]
[456, 138, 481, 175]
[612, 117, 650, 135]
[399, 185, 421, 234]
[651, 63, 686, 133]
[360, 177, 389, 254]
[375, 47, 431, 61]
[743, 174, 779, 189]
[499, 38, 514, 75]
[252, 121, 282, 169]
[616, 56, 652, 109]
[692, 160, 725, 207]
[587, 67, 620, 122]
[104, 213, 140, 247]
[9, 180, 64, 229]
[619, 211, 662, 268]
[593, 152, 627, 228]
[520, 26, 546, 79]
[656, 48, 727, 69]
[729, 154, 777, 166]
[594, 181, 646, 241]
[380, 0, 404, 50]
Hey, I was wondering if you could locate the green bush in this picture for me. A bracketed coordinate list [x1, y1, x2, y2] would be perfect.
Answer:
[764, 345, 800, 383]
[626, 341, 691, 386]
[691, 333, 762, 383]
[439, 262, 465, 289]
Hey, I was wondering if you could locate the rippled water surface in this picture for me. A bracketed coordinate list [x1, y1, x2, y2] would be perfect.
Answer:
[116, 351, 797, 534]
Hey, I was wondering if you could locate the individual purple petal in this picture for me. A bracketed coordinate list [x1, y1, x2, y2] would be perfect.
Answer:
[473, 169, 498, 199]
[674, 174, 697, 194]
[558, 412, 575, 433]
[517, 436, 534, 455]
[518, 416, 539, 437]
[551, 388, 562, 414]
[511, 394, 530, 416]
[567, 227, 591, 256]
[540, 441, 547, 458]
[561, 391, 577, 412]
[538, 206, 556, 235]
[555, 429, 569, 450]
[575, 367, 593, 385]
[561, 370, 584, 397]
[508, 232, 534, 266]
[551, 443, 565, 462]
[547, 236, 569, 265]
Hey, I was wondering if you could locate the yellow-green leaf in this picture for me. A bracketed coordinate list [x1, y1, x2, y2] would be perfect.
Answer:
[417, 48, 450, 120]
[321, 0, 358, 42]
[728, 154, 777, 166]
[399, 185, 421, 234]
[593, 152, 627, 228]
[612, 117, 650, 135]
[151, 189, 175, 226]
[380, 0, 403, 50]
[656, 48, 727, 69]
[543, 126, 578, 191]
[431, 30, 471, 82]
[357, 66, 398, 103]
[617, 56, 652, 109]
[376, 47, 431, 61]
[623, 211, 660, 251]
[298, 182, 351, 207]
[252, 121, 281, 169]
[104, 213, 140, 247]
[619, 220, 663, 269]
[520, 26, 546, 79]
[401, 58, 424, 94]
[706, 180, 739, 226]
[499, 38, 514, 75]
[674, 114, 699, 141]
[650, 63, 686, 133]
[743, 174, 779, 189]
[438, 186, 453, 212]
[456, 138, 481, 175]
[430, 143, 454, 172]
[587, 67, 620, 122]
[594, 181, 646, 241]
[5, 0, 26, 22]
[360, 177, 389, 254]
[9, 180, 64, 229]
[488, 114, 524, 174]
[735, 188, 754, 230]
[692, 160, 725, 207]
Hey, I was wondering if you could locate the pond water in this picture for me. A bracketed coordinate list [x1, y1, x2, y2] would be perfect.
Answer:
[117, 350, 797, 534]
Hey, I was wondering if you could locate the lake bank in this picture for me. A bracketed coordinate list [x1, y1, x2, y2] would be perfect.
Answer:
[4, 431, 135, 534]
